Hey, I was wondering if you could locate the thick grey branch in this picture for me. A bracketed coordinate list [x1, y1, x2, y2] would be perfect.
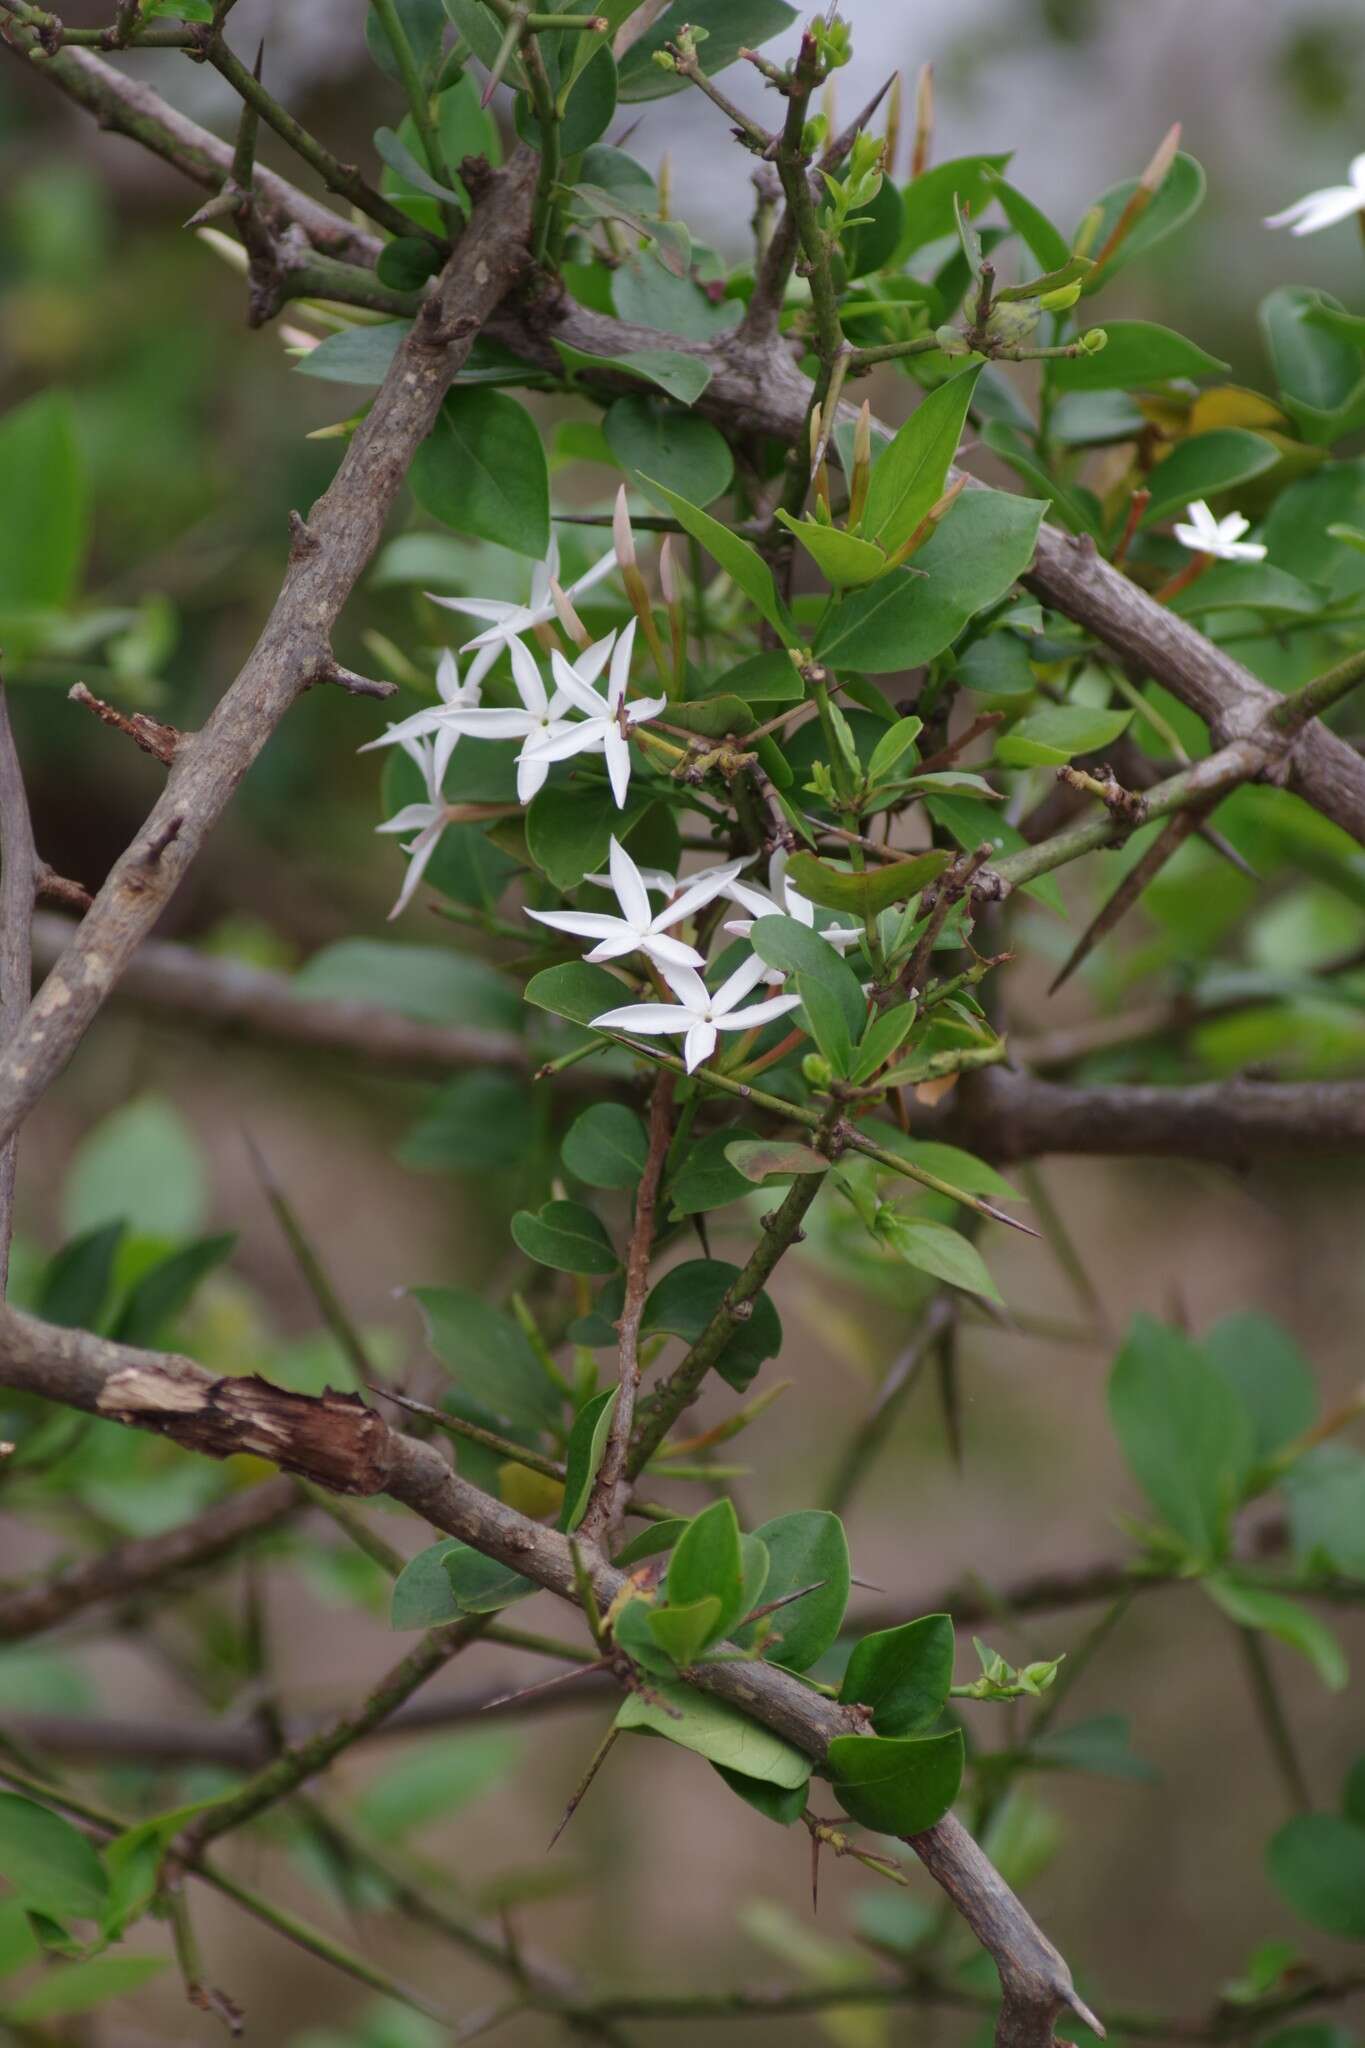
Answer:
[0, 684, 36, 1291]
[0, 1305, 1092, 2048]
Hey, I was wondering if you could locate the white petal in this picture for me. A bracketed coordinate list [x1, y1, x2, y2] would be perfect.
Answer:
[591, 1002, 691, 1036]
[1217, 512, 1251, 545]
[821, 923, 862, 952]
[603, 725, 632, 809]
[387, 819, 443, 919]
[549, 649, 610, 718]
[723, 879, 778, 920]
[565, 544, 618, 603]
[710, 949, 773, 1016]
[461, 638, 503, 696]
[1352, 154, 1365, 198]
[1267, 186, 1361, 233]
[714, 991, 803, 1031]
[575, 630, 617, 690]
[722, 916, 755, 940]
[431, 706, 536, 740]
[1229, 541, 1268, 561]
[516, 746, 553, 805]
[654, 870, 736, 931]
[525, 909, 633, 942]
[357, 706, 446, 753]
[683, 1019, 718, 1072]
[583, 934, 640, 962]
[608, 834, 651, 929]
[428, 593, 514, 625]
[508, 636, 549, 717]
[522, 721, 606, 767]
[656, 959, 710, 1010]
[623, 694, 668, 728]
[432, 721, 461, 790]
[376, 802, 438, 835]
[608, 616, 638, 711]
[639, 931, 705, 970]
[435, 648, 461, 704]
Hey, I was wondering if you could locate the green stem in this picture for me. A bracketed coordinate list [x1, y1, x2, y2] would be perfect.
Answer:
[1234, 1624, 1312, 1814]
[370, 0, 455, 230]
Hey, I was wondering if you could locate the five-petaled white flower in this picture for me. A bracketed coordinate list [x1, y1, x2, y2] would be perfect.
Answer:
[592, 953, 803, 1074]
[1265, 155, 1365, 237]
[358, 648, 480, 789]
[1172, 500, 1267, 564]
[380, 635, 587, 806]
[525, 837, 740, 971]
[722, 850, 862, 981]
[428, 535, 617, 690]
[521, 620, 666, 809]
[374, 733, 451, 920]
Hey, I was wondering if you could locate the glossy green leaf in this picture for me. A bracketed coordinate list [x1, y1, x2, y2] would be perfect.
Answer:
[827, 1728, 964, 1835]
[776, 514, 888, 587]
[511, 1199, 619, 1275]
[1081, 151, 1206, 288]
[850, 1003, 919, 1084]
[750, 914, 865, 1040]
[990, 176, 1070, 271]
[557, 1387, 618, 1534]
[411, 1285, 560, 1427]
[647, 1596, 724, 1666]
[374, 125, 463, 204]
[112, 1233, 235, 1348]
[62, 1095, 206, 1242]
[296, 940, 520, 1030]
[995, 703, 1131, 767]
[897, 155, 1011, 258]
[354, 1731, 518, 1838]
[1261, 286, 1365, 444]
[863, 367, 981, 554]
[866, 717, 924, 784]
[445, 1542, 537, 1613]
[1268, 1813, 1365, 1938]
[1108, 1315, 1255, 1560]
[879, 1214, 1001, 1302]
[605, 395, 733, 505]
[556, 340, 711, 404]
[712, 1765, 807, 1825]
[562, 1104, 648, 1189]
[0, 1794, 107, 1920]
[1141, 430, 1279, 523]
[877, 1137, 1020, 1202]
[639, 1258, 782, 1392]
[0, 1897, 39, 1978]
[401, 1071, 537, 1174]
[1204, 1574, 1347, 1691]
[638, 476, 791, 640]
[1284, 1446, 1365, 1579]
[840, 1615, 955, 1735]
[1051, 321, 1228, 393]
[615, 1683, 811, 1787]
[785, 849, 950, 918]
[725, 1139, 830, 1183]
[37, 1221, 124, 1331]
[1203, 1312, 1316, 1461]
[516, 42, 616, 153]
[524, 958, 633, 1027]
[668, 1498, 744, 1634]
[410, 388, 550, 557]
[739, 1510, 850, 1672]
[11, 1956, 167, 2022]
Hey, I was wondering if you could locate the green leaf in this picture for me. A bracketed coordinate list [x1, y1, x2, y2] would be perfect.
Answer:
[511, 1199, 619, 1275]
[1030, 1714, 1156, 1782]
[376, 235, 443, 291]
[785, 849, 950, 918]
[796, 971, 853, 1074]
[989, 176, 1070, 271]
[1051, 321, 1228, 393]
[525, 782, 651, 891]
[850, 1003, 919, 1084]
[555, 340, 711, 404]
[562, 1104, 648, 1189]
[353, 1731, 517, 1838]
[639, 1259, 782, 1392]
[866, 717, 924, 784]
[616, 0, 797, 102]
[62, 1095, 206, 1242]
[724, 1139, 831, 1183]
[750, 914, 865, 1042]
[524, 959, 633, 1027]
[923, 791, 1064, 914]
[1204, 1575, 1347, 1691]
[814, 490, 1044, 673]
[11, 1957, 167, 2023]
[294, 320, 410, 386]
[614, 1518, 688, 1567]
[1268, 1813, 1365, 1938]
[443, 1542, 537, 1613]
[995, 703, 1131, 768]
[111, 1233, 235, 1348]
[879, 1215, 1001, 1301]
[611, 249, 741, 340]
[711, 1765, 807, 1825]
[1107, 1314, 1255, 1560]
[842, 174, 905, 279]
[295, 940, 520, 1031]
[0, 1794, 107, 1920]
[738, 1510, 850, 1672]
[1141, 430, 1280, 522]
[840, 1615, 955, 1735]
[638, 476, 791, 641]
[0, 391, 87, 611]
[897, 155, 1011, 259]
[516, 42, 616, 153]
[373, 125, 464, 204]
[775, 514, 888, 587]
[410, 388, 551, 558]
[367, 0, 445, 79]
[705, 652, 802, 704]
[668, 1498, 745, 1634]
[605, 395, 733, 505]
[1284, 1446, 1365, 1579]
[615, 1683, 811, 1787]
[36, 1222, 125, 1331]
[1261, 286, 1365, 444]
[827, 1729, 964, 1835]
[1082, 151, 1206, 288]
[647, 1596, 724, 1665]
[875, 1137, 1020, 1202]
[1203, 1312, 1316, 1462]
[862, 367, 982, 555]
[669, 1126, 753, 1213]
[557, 1388, 618, 1534]
[411, 1285, 560, 1428]
[392, 1538, 466, 1628]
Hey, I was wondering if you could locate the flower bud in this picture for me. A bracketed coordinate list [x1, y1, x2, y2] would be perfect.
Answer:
[1079, 327, 1108, 354]
[612, 483, 637, 572]
[1036, 280, 1082, 312]
[802, 1053, 833, 1088]
[934, 325, 971, 356]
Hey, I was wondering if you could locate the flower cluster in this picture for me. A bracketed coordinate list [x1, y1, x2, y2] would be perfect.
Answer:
[362, 538, 666, 917]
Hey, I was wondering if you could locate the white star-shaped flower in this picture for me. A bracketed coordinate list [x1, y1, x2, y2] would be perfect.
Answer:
[521, 620, 666, 809]
[428, 536, 617, 690]
[721, 851, 862, 981]
[525, 836, 739, 971]
[1265, 155, 1365, 236]
[358, 648, 481, 788]
[374, 732, 451, 920]
[592, 952, 803, 1074]
[371, 635, 590, 806]
[1172, 501, 1267, 564]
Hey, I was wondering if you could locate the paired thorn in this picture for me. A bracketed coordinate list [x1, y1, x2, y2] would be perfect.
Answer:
[69, 682, 183, 766]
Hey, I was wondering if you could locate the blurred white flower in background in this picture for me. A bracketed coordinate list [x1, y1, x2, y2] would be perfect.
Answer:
[1265, 154, 1365, 235]
[1172, 500, 1267, 562]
